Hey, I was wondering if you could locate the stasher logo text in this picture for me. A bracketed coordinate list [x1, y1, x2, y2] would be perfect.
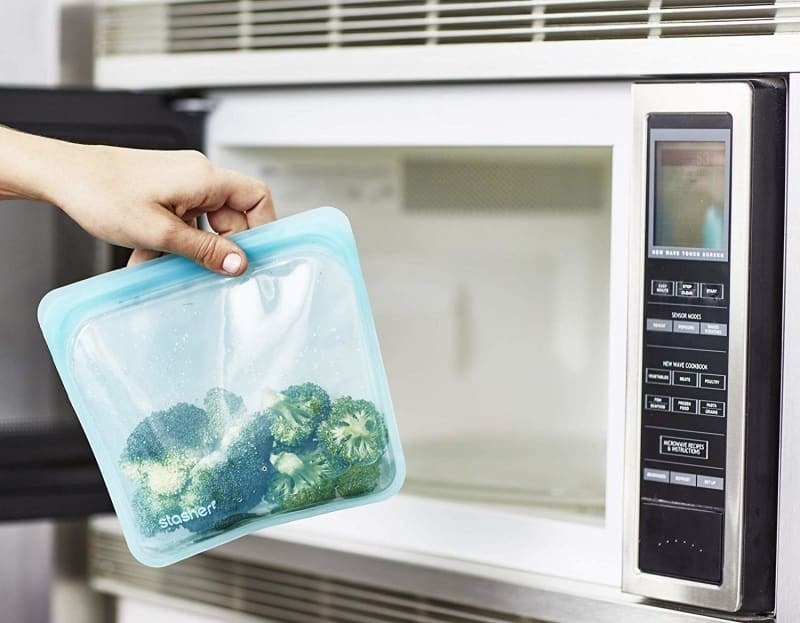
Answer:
[158, 500, 218, 530]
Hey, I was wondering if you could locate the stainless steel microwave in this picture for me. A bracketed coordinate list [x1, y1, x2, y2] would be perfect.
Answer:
[3, 63, 800, 623]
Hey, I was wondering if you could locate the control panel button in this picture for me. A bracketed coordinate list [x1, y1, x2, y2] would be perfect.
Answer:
[647, 318, 672, 332]
[651, 280, 675, 296]
[673, 321, 700, 334]
[672, 371, 698, 387]
[643, 468, 669, 483]
[646, 395, 670, 411]
[700, 374, 726, 390]
[670, 472, 697, 487]
[672, 397, 698, 414]
[701, 283, 724, 300]
[700, 322, 728, 337]
[677, 281, 699, 297]
[700, 400, 725, 417]
[646, 369, 671, 384]
[697, 475, 724, 490]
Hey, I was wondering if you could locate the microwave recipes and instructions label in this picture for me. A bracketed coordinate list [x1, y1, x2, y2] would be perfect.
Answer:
[660, 435, 709, 459]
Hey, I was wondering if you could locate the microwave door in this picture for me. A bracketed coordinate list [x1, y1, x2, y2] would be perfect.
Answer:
[0, 87, 206, 520]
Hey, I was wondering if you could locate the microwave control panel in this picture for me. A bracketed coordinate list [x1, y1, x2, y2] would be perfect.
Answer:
[626, 80, 783, 614]
[638, 114, 732, 585]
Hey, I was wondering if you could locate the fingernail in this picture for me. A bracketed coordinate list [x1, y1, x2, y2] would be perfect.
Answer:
[222, 253, 242, 275]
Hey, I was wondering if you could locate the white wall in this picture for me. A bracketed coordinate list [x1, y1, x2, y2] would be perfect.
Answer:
[0, 0, 60, 86]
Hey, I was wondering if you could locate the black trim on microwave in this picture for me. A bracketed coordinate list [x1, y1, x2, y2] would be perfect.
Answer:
[739, 78, 785, 613]
[0, 87, 205, 521]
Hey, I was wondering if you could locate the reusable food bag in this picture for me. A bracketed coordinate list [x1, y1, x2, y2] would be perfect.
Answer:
[38, 207, 405, 567]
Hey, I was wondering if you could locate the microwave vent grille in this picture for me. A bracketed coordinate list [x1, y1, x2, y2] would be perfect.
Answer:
[88, 529, 543, 622]
[97, 0, 791, 56]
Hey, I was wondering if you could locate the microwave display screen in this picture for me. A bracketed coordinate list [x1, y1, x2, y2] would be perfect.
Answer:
[653, 141, 727, 251]
[647, 123, 731, 262]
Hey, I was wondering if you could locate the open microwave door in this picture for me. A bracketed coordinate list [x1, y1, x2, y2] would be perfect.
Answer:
[0, 87, 205, 520]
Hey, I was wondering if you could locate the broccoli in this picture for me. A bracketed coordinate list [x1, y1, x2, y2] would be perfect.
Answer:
[336, 462, 382, 498]
[266, 447, 343, 511]
[121, 451, 194, 497]
[264, 383, 331, 447]
[282, 383, 331, 419]
[121, 383, 392, 539]
[224, 411, 274, 467]
[121, 402, 216, 464]
[131, 488, 182, 537]
[126, 411, 275, 536]
[317, 397, 388, 466]
[204, 387, 247, 432]
[178, 413, 275, 533]
[120, 402, 218, 505]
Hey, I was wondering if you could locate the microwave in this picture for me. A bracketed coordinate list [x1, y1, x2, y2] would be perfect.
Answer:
[4, 33, 800, 623]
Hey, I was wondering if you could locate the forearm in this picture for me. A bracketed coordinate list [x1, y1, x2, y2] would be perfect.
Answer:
[0, 125, 85, 204]
[0, 126, 273, 275]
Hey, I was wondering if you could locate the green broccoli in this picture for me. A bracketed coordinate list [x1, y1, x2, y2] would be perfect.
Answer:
[266, 447, 343, 511]
[317, 397, 388, 466]
[282, 383, 331, 419]
[264, 383, 331, 447]
[336, 462, 382, 498]
[176, 413, 275, 533]
[121, 402, 216, 464]
[224, 411, 274, 467]
[131, 487, 182, 537]
[121, 451, 195, 497]
[204, 387, 247, 432]
[127, 410, 275, 536]
[122, 383, 393, 538]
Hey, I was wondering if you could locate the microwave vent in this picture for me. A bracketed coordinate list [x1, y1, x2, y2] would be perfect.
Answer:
[98, 0, 788, 56]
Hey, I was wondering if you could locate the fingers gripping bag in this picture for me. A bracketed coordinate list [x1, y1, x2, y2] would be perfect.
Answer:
[38, 207, 405, 567]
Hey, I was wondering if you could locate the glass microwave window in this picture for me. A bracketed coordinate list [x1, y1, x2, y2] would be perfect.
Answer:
[654, 141, 727, 250]
[222, 145, 612, 522]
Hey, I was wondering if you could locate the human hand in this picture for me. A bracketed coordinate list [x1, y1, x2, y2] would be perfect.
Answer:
[0, 127, 274, 276]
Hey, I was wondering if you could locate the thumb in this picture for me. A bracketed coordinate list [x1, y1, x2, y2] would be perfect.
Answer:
[160, 223, 247, 276]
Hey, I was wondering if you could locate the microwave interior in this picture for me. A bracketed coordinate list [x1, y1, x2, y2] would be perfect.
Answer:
[217, 145, 613, 522]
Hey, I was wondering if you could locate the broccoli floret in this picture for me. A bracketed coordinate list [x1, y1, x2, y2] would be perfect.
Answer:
[282, 383, 331, 419]
[224, 411, 274, 466]
[219, 412, 276, 510]
[122, 402, 216, 464]
[317, 397, 388, 466]
[127, 410, 275, 537]
[336, 462, 382, 498]
[266, 448, 343, 511]
[204, 387, 247, 432]
[130, 487, 182, 537]
[265, 383, 331, 447]
[177, 414, 275, 533]
[124, 384, 389, 538]
[121, 451, 194, 496]
[121, 402, 219, 531]
[131, 471, 224, 537]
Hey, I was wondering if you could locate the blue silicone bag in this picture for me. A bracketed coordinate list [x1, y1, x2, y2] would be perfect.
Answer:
[38, 207, 405, 567]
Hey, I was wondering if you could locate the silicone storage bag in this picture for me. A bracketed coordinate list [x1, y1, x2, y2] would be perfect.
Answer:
[38, 207, 405, 567]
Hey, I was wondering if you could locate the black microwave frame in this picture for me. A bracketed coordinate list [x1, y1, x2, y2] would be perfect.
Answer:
[0, 87, 204, 520]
